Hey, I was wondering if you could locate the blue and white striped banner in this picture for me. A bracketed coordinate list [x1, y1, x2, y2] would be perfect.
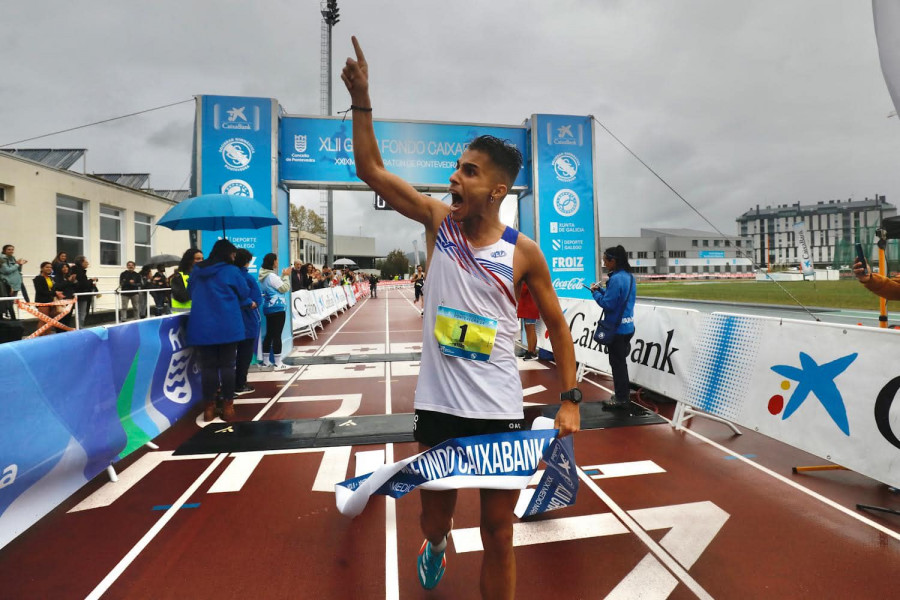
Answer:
[335, 420, 578, 518]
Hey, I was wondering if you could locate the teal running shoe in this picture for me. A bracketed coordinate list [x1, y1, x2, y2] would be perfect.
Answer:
[416, 539, 447, 590]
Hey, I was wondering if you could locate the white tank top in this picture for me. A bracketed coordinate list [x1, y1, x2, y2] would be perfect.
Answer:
[414, 216, 522, 419]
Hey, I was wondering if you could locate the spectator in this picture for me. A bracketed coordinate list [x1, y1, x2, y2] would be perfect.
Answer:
[234, 248, 262, 396]
[51, 251, 69, 275]
[71, 256, 98, 328]
[0, 244, 26, 320]
[590, 245, 636, 409]
[170, 248, 203, 313]
[118, 261, 142, 321]
[290, 260, 307, 292]
[149, 264, 170, 316]
[517, 282, 540, 360]
[137, 265, 153, 318]
[32, 261, 63, 335]
[853, 258, 900, 300]
[187, 239, 255, 422]
[54, 263, 77, 327]
[258, 253, 292, 370]
[369, 273, 379, 298]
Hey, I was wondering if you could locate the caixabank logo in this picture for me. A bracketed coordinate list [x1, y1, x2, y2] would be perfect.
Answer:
[767, 352, 857, 435]
[564, 308, 679, 375]
[874, 375, 900, 450]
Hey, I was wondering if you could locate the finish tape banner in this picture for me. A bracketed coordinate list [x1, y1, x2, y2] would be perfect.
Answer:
[335, 421, 577, 518]
[0, 316, 200, 550]
[537, 299, 900, 489]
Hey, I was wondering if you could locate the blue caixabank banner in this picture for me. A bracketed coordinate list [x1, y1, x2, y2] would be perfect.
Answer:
[0, 316, 200, 549]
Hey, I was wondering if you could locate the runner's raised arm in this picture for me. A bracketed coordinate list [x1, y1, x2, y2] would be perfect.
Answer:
[341, 36, 447, 230]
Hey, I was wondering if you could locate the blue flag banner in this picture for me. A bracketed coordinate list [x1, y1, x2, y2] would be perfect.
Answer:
[514, 431, 578, 518]
[335, 420, 577, 518]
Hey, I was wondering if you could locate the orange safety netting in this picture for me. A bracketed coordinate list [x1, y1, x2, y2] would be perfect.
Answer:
[16, 299, 76, 338]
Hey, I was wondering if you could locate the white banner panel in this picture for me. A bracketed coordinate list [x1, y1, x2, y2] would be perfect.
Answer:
[537, 298, 900, 488]
[684, 313, 900, 488]
[537, 300, 698, 400]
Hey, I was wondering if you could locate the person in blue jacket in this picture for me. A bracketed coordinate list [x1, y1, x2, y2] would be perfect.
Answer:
[233, 248, 262, 396]
[590, 245, 636, 409]
[187, 239, 256, 422]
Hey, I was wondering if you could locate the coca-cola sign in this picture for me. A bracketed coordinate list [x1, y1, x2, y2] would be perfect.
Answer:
[552, 277, 586, 290]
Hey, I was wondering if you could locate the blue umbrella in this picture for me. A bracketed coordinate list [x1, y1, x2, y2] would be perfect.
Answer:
[157, 193, 281, 237]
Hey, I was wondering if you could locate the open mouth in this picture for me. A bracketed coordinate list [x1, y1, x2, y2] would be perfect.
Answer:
[449, 192, 463, 210]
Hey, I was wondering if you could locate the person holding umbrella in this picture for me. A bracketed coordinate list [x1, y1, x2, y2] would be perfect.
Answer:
[187, 239, 256, 422]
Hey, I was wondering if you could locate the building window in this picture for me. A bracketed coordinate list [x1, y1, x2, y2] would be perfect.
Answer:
[668, 251, 686, 258]
[714, 239, 721, 247]
[725, 240, 731, 247]
[736, 240, 742, 247]
[100, 205, 122, 266]
[637, 251, 648, 259]
[692, 239, 698, 247]
[56, 195, 85, 258]
[0, 186, 7, 203]
[134, 213, 153, 266]
[702, 240, 709, 247]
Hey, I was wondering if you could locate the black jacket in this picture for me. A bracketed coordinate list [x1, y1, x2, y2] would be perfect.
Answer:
[119, 269, 142, 291]
[33, 274, 57, 304]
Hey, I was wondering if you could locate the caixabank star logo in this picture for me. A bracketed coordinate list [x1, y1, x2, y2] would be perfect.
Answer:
[768, 352, 858, 436]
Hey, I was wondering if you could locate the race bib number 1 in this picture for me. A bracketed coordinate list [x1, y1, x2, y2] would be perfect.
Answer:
[434, 305, 498, 362]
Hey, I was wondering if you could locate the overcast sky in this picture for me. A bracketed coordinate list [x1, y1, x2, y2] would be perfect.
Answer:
[2, 1, 899, 255]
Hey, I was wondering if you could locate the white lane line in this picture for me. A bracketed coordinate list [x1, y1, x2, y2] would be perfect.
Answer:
[312, 447, 354, 492]
[68, 451, 218, 512]
[629, 501, 729, 570]
[577, 469, 715, 600]
[453, 513, 629, 553]
[582, 460, 666, 479]
[523, 385, 546, 396]
[605, 553, 679, 600]
[207, 453, 263, 494]
[253, 297, 367, 421]
[384, 295, 400, 600]
[355, 450, 385, 477]
[85, 454, 228, 600]
[677, 423, 900, 542]
[580, 376, 615, 396]
[279, 393, 363, 418]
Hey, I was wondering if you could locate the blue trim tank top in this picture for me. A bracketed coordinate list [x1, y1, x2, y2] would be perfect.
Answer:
[414, 215, 523, 420]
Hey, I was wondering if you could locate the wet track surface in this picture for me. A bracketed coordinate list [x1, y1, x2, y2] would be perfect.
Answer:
[1, 287, 898, 599]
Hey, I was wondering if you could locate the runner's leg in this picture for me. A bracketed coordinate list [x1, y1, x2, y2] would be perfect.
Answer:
[419, 487, 457, 545]
[479, 488, 518, 600]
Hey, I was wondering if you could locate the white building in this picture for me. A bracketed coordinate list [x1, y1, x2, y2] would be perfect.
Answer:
[603, 228, 754, 277]
[0, 149, 190, 314]
[736, 196, 896, 268]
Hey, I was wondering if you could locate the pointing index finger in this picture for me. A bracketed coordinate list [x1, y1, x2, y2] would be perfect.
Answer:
[351, 35, 366, 64]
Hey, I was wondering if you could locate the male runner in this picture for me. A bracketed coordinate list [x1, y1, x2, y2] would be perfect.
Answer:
[342, 37, 581, 600]
[411, 264, 426, 315]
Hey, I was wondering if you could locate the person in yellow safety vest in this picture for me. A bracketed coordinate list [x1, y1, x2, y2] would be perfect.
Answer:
[170, 248, 203, 312]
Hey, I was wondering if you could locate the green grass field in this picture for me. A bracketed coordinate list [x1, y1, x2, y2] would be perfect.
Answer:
[637, 279, 884, 310]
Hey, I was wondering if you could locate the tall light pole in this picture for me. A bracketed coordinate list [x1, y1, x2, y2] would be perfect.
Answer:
[321, 0, 340, 266]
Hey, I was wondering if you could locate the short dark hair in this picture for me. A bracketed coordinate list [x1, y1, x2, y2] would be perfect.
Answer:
[467, 135, 523, 188]
[234, 248, 252, 268]
[262, 252, 278, 270]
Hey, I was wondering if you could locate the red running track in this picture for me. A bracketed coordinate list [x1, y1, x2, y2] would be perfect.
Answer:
[1, 286, 899, 599]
